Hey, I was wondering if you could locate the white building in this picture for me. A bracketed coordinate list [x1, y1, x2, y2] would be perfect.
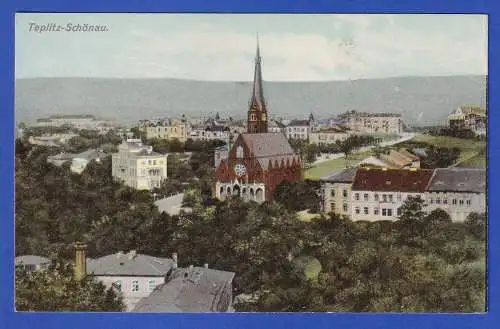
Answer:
[340, 111, 403, 135]
[285, 114, 315, 140]
[111, 139, 168, 190]
[425, 168, 486, 222]
[86, 251, 176, 311]
[15, 255, 51, 272]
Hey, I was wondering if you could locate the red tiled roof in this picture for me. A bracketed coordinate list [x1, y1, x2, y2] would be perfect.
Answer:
[352, 168, 435, 193]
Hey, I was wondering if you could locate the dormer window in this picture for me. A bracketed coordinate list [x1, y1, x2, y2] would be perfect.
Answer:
[236, 146, 244, 158]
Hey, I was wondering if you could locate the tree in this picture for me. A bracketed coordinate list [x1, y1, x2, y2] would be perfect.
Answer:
[335, 138, 354, 168]
[397, 195, 427, 235]
[16, 261, 124, 311]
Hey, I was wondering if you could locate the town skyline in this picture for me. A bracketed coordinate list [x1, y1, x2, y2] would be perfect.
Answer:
[16, 14, 487, 81]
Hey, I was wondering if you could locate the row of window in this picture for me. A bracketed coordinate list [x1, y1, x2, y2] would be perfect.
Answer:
[429, 198, 472, 206]
[330, 190, 404, 202]
[329, 202, 348, 212]
[113, 280, 158, 293]
[354, 206, 401, 217]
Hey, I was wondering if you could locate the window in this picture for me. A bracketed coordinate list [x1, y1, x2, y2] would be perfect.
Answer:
[430, 198, 434, 204]
[436, 198, 441, 204]
[374, 208, 380, 215]
[355, 207, 360, 214]
[374, 194, 379, 201]
[330, 202, 336, 211]
[364, 207, 369, 215]
[388, 194, 393, 202]
[364, 194, 369, 201]
[132, 280, 139, 292]
[236, 146, 244, 158]
[466, 200, 471, 206]
[148, 280, 157, 291]
[382, 194, 388, 202]
[343, 203, 348, 212]
[452, 199, 457, 205]
[387, 209, 393, 216]
[153, 160, 157, 165]
[397, 194, 402, 201]
[355, 193, 360, 201]
[343, 189, 348, 198]
[330, 189, 335, 197]
[459, 200, 464, 206]
[148, 160, 152, 165]
[382, 208, 387, 216]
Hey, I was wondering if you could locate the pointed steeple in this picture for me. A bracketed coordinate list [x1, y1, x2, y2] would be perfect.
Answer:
[247, 34, 268, 134]
[251, 33, 265, 111]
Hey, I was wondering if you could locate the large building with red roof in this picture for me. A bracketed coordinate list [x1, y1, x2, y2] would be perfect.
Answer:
[214, 39, 302, 202]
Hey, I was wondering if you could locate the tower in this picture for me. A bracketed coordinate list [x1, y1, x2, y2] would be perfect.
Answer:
[247, 35, 268, 134]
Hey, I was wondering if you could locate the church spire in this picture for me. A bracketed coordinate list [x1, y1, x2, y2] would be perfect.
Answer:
[251, 33, 265, 111]
[247, 34, 268, 134]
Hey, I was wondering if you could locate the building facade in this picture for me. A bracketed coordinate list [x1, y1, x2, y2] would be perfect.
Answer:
[340, 111, 403, 135]
[448, 105, 487, 135]
[111, 139, 168, 190]
[138, 118, 188, 141]
[424, 168, 486, 222]
[285, 114, 316, 140]
[309, 126, 350, 145]
[214, 38, 302, 203]
[320, 167, 485, 222]
[85, 251, 176, 311]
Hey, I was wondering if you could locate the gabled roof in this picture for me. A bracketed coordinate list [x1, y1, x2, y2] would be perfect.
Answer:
[320, 168, 357, 183]
[427, 168, 486, 193]
[87, 253, 174, 276]
[288, 119, 311, 127]
[133, 266, 235, 312]
[352, 168, 434, 192]
[239, 133, 299, 170]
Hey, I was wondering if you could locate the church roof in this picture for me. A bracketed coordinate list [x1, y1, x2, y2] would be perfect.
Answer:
[240, 133, 298, 170]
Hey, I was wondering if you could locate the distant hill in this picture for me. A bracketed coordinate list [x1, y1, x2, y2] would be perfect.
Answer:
[15, 75, 487, 126]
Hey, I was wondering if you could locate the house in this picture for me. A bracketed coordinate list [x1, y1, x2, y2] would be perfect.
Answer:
[111, 139, 168, 190]
[15, 255, 51, 272]
[285, 113, 315, 140]
[425, 168, 486, 222]
[138, 118, 188, 142]
[350, 168, 435, 221]
[320, 168, 357, 214]
[85, 250, 176, 311]
[34, 114, 115, 133]
[448, 105, 487, 135]
[339, 110, 403, 135]
[133, 265, 235, 312]
[268, 119, 287, 135]
[214, 38, 302, 203]
[309, 126, 351, 145]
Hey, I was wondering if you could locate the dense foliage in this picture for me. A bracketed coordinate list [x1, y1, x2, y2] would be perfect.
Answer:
[15, 135, 486, 312]
[16, 261, 124, 311]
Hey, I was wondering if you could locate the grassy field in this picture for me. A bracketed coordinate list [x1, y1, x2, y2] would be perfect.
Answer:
[305, 134, 486, 180]
[410, 135, 486, 164]
[305, 151, 372, 180]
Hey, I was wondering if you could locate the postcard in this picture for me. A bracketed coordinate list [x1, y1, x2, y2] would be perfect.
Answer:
[14, 13, 487, 313]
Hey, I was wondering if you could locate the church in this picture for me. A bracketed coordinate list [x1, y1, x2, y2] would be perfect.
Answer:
[214, 38, 302, 203]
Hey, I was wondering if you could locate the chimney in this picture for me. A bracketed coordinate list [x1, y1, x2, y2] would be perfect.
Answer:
[204, 263, 209, 269]
[74, 242, 87, 281]
[172, 253, 178, 269]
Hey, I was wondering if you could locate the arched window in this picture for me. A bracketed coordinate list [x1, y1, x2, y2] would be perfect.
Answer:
[236, 146, 244, 158]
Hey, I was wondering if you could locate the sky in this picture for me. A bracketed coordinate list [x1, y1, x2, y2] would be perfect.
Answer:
[15, 14, 487, 81]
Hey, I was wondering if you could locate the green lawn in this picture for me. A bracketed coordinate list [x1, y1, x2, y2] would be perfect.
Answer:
[293, 256, 322, 281]
[411, 135, 486, 163]
[457, 153, 487, 168]
[297, 209, 322, 222]
[305, 151, 372, 180]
